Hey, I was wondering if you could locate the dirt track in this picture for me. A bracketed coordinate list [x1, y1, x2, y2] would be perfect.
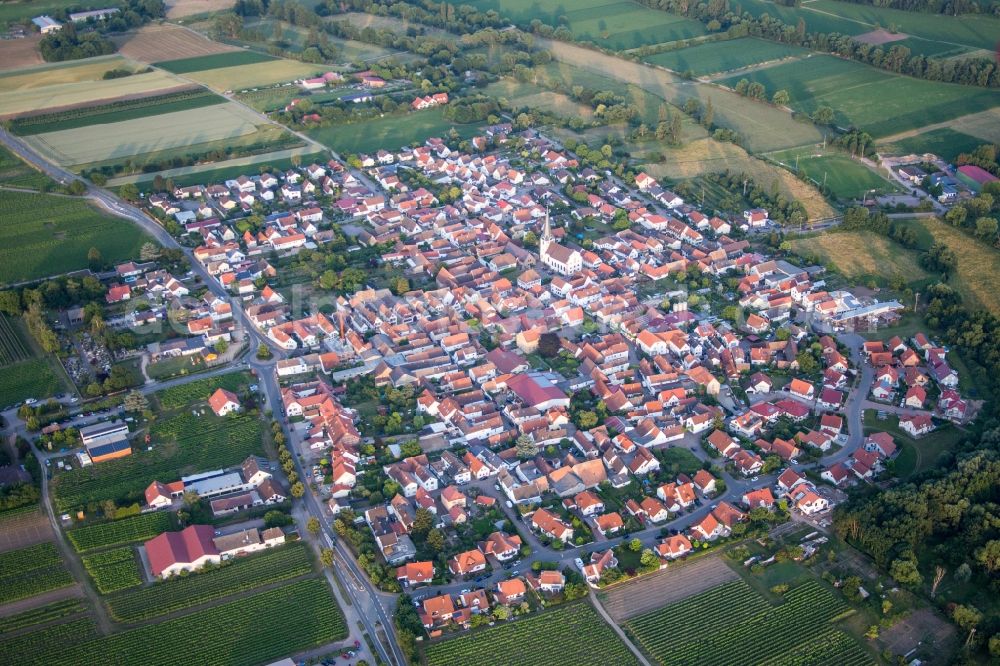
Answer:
[600, 555, 738, 622]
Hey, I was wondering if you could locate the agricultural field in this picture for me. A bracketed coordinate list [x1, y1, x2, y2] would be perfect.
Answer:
[67, 511, 178, 554]
[765, 147, 897, 200]
[16, 578, 346, 666]
[716, 54, 1000, 139]
[909, 216, 1000, 313]
[51, 413, 263, 511]
[424, 601, 640, 666]
[0, 314, 65, 408]
[155, 49, 277, 74]
[306, 106, 482, 154]
[539, 40, 824, 152]
[0, 35, 43, 71]
[625, 579, 870, 666]
[0, 313, 30, 366]
[0, 143, 53, 188]
[112, 24, 238, 63]
[107, 543, 312, 622]
[601, 555, 737, 621]
[82, 546, 143, 594]
[118, 148, 325, 187]
[249, 18, 416, 63]
[644, 38, 809, 78]
[0, 190, 150, 284]
[154, 371, 248, 410]
[483, 79, 594, 121]
[733, 0, 1000, 57]
[24, 102, 269, 167]
[330, 11, 459, 43]
[0, 59, 188, 118]
[0, 599, 87, 635]
[466, 0, 706, 50]
[10, 89, 225, 135]
[0, 506, 54, 552]
[164, 0, 235, 18]
[0, 617, 99, 666]
[0, 542, 75, 605]
[788, 230, 929, 287]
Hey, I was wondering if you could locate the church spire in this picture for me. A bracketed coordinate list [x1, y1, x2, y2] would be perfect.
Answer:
[541, 206, 552, 241]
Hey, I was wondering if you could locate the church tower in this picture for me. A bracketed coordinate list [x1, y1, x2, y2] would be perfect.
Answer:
[539, 208, 553, 262]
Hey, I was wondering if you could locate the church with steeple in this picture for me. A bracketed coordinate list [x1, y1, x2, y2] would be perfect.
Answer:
[538, 211, 582, 276]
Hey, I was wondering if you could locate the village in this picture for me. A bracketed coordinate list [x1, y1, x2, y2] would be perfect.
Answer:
[56, 121, 968, 642]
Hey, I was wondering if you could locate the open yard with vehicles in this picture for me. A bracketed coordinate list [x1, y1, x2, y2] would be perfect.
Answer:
[306, 106, 481, 154]
[424, 601, 640, 666]
[0, 59, 188, 118]
[466, 0, 705, 50]
[716, 55, 1000, 139]
[0, 190, 150, 284]
[539, 39, 824, 153]
[112, 24, 238, 63]
[0, 542, 75, 605]
[765, 147, 897, 200]
[24, 102, 269, 167]
[644, 38, 809, 78]
[14, 578, 346, 666]
[625, 579, 869, 666]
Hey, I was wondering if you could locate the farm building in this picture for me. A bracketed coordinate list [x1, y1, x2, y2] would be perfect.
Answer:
[31, 15, 62, 33]
[956, 165, 999, 192]
[79, 421, 131, 463]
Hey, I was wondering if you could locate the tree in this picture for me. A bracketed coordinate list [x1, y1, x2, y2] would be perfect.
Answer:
[307, 516, 321, 536]
[492, 606, 509, 621]
[975, 539, 1000, 573]
[264, 510, 293, 528]
[812, 106, 834, 125]
[629, 538, 642, 552]
[320, 548, 335, 567]
[889, 557, 923, 586]
[290, 482, 304, 498]
[522, 231, 538, 248]
[931, 565, 947, 597]
[772, 89, 790, 106]
[974, 216, 998, 241]
[256, 343, 272, 360]
[951, 604, 982, 632]
[796, 350, 819, 374]
[120, 183, 139, 201]
[139, 242, 160, 261]
[426, 528, 445, 552]
[640, 549, 659, 568]
[182, 490, 200, 508]
[576, 411, 598, 429]
[702, 98, 714, 128]
[515, 434, 536, 459]
[123, 390, 148, 413]
[87, 247, 103, 271]
[412, 508, 434, 536]
[537, 332, 560, 357]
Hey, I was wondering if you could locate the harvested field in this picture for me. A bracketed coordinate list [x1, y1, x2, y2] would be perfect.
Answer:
[112, 24, 237, 63]
[539, 38, 823, 152]
[599, 555, 737, 622]
[25, 103, 263, 166]
[0, 56, 134, 90]
[640, 138, 836, 220]
[164, 0, 234, 18]
[854, 29, 909, 45]
[0, 507, 53, 553]
[878, 107, 1000, 149]
[788, 231, 930, 286]
[0, 36, 42, 71]
[0, 68, 188, 118]
[182, 59, 333, 91]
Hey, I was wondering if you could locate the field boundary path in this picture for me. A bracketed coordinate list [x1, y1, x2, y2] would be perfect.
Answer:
[588, 593, 653, 666]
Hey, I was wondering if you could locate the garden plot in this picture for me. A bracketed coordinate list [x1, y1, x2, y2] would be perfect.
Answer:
[25, 103, 265, 166]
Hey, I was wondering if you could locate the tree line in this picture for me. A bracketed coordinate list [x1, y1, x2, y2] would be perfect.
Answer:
[836, 0, 999, 15]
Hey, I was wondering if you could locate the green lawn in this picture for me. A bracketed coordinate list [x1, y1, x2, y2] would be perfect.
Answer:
[306, 107, 481, 154]
[717, 55, 1000, 139]
[644, 38, 809, 77]
[878, 128, 987, 162]
[766, 148, 897, 200]
[0, 190, 152, 285]
[862, 411, 968, 478]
